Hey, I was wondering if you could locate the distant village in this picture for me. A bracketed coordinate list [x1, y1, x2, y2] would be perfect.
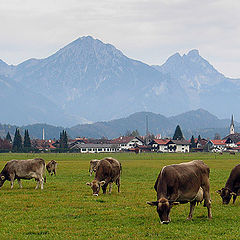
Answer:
[0, 115, 240, 154]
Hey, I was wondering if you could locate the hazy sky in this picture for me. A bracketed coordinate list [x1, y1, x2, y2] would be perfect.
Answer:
[0, 0, 239, 78]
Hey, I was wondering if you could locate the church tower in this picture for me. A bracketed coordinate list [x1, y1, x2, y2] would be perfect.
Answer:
[230, 115, 235, 135]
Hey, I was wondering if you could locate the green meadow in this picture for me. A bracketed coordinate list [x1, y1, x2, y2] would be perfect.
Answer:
[0, 152, 240, 239]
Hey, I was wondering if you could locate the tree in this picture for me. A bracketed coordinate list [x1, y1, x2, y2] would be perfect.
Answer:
[23, 129, 32, 150]
[12, 128, 23, 152]
[59, 130, 68, 150]
[173, 125, 184, 140]
[190, 135, 196, 149]
[5, 132, 12, 143]
[131, 129, 140, 137]
[214, 133, 221, 140]
[198, 135, 202, 142]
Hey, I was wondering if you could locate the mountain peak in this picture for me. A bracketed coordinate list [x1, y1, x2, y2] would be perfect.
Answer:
[187, 49, 200, 57]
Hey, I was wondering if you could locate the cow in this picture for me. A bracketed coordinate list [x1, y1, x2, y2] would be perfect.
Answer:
[89, 159, 100, 176]
[46, 160, 57, 176]
[0, 158, 46, 190]
[216, 164, 240, 204]
[147, 160, 212, 224]
[86, 157, 121, 196]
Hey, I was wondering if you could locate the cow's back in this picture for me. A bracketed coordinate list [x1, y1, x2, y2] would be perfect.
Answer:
[95, 159, 112, 181]
[225, 164, 240, 189]
[2, 158, 45, 179]
[95, 158, 121, 181]
[155, 160, 209, 201]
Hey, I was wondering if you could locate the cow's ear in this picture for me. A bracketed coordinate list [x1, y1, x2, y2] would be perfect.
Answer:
[216, 190, 222, 194]
[86, 182, 92, 186]
[0, 175, 5, 181]
[147, 201, 158, 206]
[171, 202, 180, 206]
[99, 181, 106, 186]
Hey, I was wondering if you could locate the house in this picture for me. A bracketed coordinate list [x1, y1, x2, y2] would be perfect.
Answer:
[110, 136, 144, 151]
[70, 143, 120, 153]
[149, 139, 170, 152]
[31, 139, 56, 151]
[150, 139, 190, 153]
[206, 140, 227, 152]
[167, 139, 190, 153]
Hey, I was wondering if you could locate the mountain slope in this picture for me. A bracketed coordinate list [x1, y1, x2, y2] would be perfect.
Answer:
[0, 74, 73, 126]
[10, 36, 188, 123]
[153, 50, 240, 120]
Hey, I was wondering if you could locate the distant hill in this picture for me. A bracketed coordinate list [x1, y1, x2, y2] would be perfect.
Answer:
[0, 109, 236, 140]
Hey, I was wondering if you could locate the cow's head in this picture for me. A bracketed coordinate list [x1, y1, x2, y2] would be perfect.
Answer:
[0, 174, 6, 187]
[216, 188, 236, 204]
[86, 180, 106, 196]
[147, 197, 179, 224]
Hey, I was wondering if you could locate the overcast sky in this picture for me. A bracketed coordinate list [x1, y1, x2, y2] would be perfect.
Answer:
[0, 0, 239, 78]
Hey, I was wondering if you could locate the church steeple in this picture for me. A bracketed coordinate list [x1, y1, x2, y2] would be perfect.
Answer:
[230, 114, 235, 134]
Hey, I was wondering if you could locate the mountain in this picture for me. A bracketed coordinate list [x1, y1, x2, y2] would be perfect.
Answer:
[0, 37, 240, 126]
[0, 73, 74, 126]
[0, 36, 188, 125]
[68, 109, 234, 139]
[0, 109, 236, 140]
[153, 49, 240, 120]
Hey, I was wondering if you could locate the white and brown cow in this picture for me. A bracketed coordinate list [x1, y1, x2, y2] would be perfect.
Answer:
[0, 158, 46, 189]
[86, 157, 121, 196]
[46, 160, 58, 176]
[147, 160, 212, 224]
[89, 159, 100, 176]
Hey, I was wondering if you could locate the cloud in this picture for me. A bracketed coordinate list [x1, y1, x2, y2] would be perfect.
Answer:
[0, 0, 239, 77]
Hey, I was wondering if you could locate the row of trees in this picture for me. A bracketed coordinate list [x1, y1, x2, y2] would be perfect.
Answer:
[0, 129, 69, 153]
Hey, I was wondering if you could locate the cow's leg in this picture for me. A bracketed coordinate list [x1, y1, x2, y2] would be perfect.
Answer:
[10, 180, 14, 189]
[233, 195, 237, 204]
[35, 180, 39, 189]
[109, 183, 112, 193]
[102, 184, 107, 194]
[53, 169, 56, 176]
[116, 178, 121, 193]
[102, 177, 111, 194]
[40, 178, 44, 190]
[9, 174, 15, 189]
[187, 201, 196, 220]
[201, 180, 212, 219]
[17, 179, 22, 189]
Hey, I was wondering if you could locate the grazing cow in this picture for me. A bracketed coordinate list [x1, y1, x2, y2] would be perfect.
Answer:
[86, 157, 121, 196]
[46, 160, 57, 176]
[217, 164, 240, 204]
[0, 158, 46, 189]
[89, 159, 100, 176]
[147, 160, 212, 224]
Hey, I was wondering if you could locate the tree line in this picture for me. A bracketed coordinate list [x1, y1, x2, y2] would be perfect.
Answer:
[0, 129, 69, 153]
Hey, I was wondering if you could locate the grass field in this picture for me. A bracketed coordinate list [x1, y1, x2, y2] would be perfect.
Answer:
[0, 152, 240, 239]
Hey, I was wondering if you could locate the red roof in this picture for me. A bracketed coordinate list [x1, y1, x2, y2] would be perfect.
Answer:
[111, 136, 143, 144]
[211, 140, 226, 145]
[153, 139, 170, 145]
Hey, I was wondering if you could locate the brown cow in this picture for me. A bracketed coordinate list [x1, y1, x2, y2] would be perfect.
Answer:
[216, 164, 240, 204]
[147, 160, 212, 224]
[46, 160, 57, 176]
[86, 157, 121, 196]
[89, 159, 100, 176]
[0, 158, 46, 189]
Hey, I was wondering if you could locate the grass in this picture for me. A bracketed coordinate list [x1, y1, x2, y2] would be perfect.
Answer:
[0, 152, 239, 239]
